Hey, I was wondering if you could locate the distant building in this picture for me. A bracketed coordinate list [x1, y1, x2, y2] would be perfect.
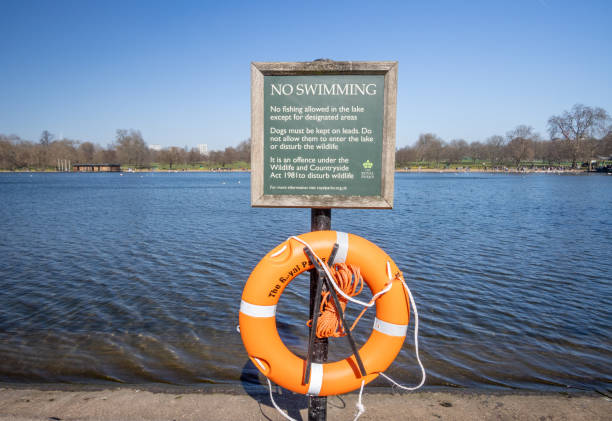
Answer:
[150, 144, 163, 151]
[73, 163, 121, 172]
[198, 144, 208, 155]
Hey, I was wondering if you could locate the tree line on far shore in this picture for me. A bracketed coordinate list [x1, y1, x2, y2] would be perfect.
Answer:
[0, 103, 610, 171]
[0, 129, 251, 171]
[398, 104, 611, 170]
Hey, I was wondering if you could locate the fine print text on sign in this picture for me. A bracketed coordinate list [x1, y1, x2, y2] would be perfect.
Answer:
[251, 61, 397, 208]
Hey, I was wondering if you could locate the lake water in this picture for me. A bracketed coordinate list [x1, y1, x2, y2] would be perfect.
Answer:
[0, 172, 610, 394]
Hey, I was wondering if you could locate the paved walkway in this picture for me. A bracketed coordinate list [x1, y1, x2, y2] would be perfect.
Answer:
[0, 387, 609, 420]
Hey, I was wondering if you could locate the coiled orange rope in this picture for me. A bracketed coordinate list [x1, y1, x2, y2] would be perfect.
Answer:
[308, 263, 368, 338]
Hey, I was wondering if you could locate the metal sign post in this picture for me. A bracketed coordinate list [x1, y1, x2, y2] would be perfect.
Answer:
[308, 208, 331, 421]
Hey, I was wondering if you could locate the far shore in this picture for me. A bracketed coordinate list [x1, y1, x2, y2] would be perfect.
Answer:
[0, 385, 609, 421]
[0, 167, 604, 174]
[396, 167, 590, 174]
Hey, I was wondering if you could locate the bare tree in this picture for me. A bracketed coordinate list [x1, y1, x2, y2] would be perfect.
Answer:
[115, 129, 149, 168]
[415, 133, 444, 164]
[469, 141, 485, 164]
[39, 130, 54, 147]
[15, 140, 37, 168]
[485, 135, 506, 167]
[582, 138, 602, 170]
[548, 104, 610, 168]
[506, 125, 537, 168]
[48, 139, 78, 168]
[396, 145, 417, 167]
[535, 140, 562, 166]
[95, 147, 117, 164]
[0, 135, 18, 170]
[445, 139, 469, 165]
[159, 147, 184, 169]
[223, 146, 237, 164]
[187, 147, 201, 165]
[37, 130, 54, 169]
[600, 128, 612, 157]
[235, 138, 251, 163]
[78, 141, 96, 163]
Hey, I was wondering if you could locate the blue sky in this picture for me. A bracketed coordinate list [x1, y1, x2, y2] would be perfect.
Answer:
[1, 0, 610, 150]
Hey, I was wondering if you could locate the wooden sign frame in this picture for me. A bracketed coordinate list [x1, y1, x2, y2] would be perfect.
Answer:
[251, 60, 397, 209]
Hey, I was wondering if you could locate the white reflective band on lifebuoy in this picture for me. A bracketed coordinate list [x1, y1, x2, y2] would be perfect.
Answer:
[270, 244, 287, 258]
[335, 231, 349, 263]
[373, 317, 408, 337]
[240, 300, 276, 318]
[253, 357, 266, 371]
[307, 363, 324, 395]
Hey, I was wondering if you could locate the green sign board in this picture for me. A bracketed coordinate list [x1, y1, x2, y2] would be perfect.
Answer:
[251, 61, 397, 208]
[264, 75, 384, 197]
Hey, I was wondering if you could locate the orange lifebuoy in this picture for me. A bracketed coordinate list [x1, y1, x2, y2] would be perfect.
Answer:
[239, 231, 410, 396]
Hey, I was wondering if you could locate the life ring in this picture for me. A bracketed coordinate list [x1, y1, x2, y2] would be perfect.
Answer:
[239, 230, 410, 396]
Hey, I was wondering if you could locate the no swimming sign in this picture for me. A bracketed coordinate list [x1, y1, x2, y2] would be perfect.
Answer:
[251, 61, 397, 208]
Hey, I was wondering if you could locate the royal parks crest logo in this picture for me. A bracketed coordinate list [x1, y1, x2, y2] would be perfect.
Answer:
[360, 159, 374, 179]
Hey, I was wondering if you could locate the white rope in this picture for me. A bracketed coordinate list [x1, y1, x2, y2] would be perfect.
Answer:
[290, 234, 426, 390]
[290, 236, 392, 307]
[262, 235, 426, 421]
[379, 278, 427, 391]
[265, 377, 298, 421]
[353, 380, 366, 421]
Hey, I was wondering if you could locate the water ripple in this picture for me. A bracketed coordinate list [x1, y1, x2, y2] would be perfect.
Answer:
[0, 172, 610, 392]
